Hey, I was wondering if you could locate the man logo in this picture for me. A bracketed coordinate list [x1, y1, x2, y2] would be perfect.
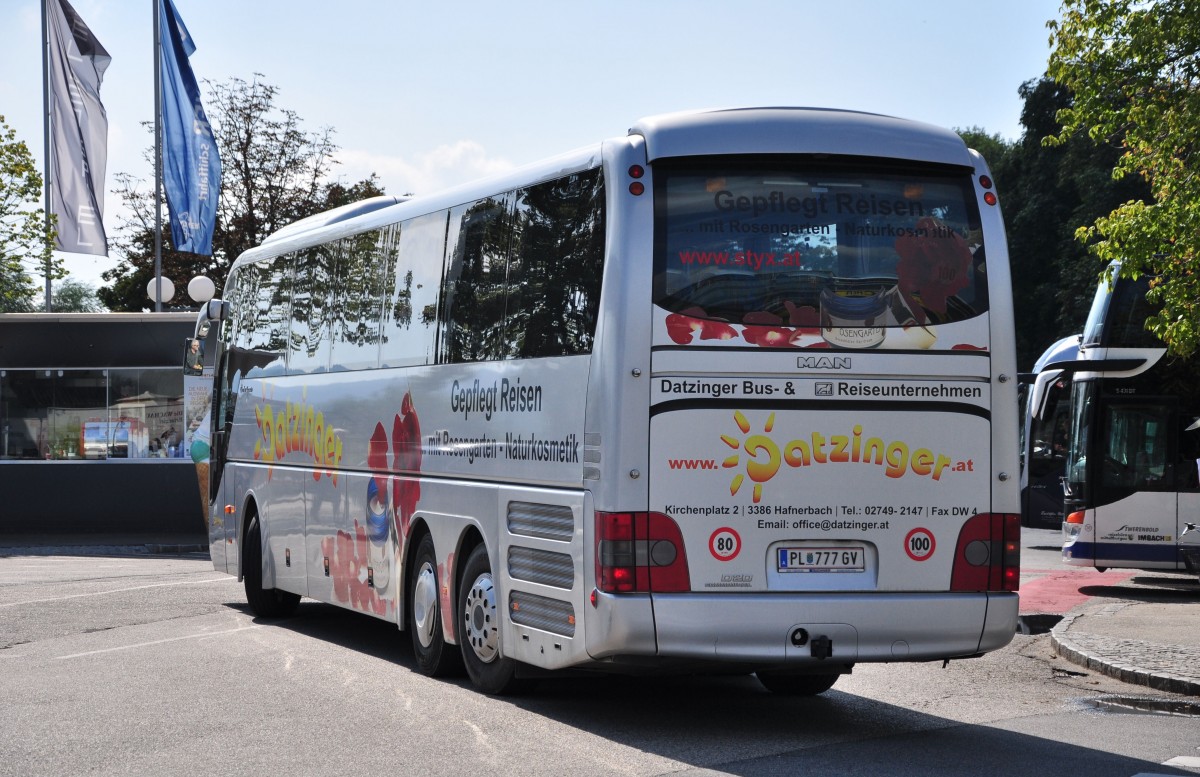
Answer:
[797, 356, 851, 370]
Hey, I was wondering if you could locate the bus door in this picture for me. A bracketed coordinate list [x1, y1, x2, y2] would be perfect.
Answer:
[1090, 397, 1181, 570]
[1023, 371, 1071, 528]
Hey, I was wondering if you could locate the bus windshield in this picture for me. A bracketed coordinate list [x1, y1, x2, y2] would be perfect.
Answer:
[653, 160, 987, 330]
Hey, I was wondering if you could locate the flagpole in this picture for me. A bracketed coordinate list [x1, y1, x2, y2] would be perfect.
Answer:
[41, 0, 52, 312]
[153, 0, 163, 313]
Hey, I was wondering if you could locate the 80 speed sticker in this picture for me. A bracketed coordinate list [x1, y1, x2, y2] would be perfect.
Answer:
[709, 527, 741, 561]
[905, 527, 936, 561]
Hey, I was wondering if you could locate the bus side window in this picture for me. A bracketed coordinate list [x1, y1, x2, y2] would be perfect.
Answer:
[440, 195, 513, 363]
[380, 213, 444, 368]
[1101, 404, 1172, 491]
[289, 246, 335, 374]
[507, 168, 605, 358]
[328, 229, 386, 371]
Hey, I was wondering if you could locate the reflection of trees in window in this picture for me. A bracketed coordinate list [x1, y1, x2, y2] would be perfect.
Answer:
[395, 270, 414, 327]
[329, 230, 385, 370]
[380, 214, 443, 368]
[440, 197, 512, 363]
[232, 257, 291, 376]
[289, 246, 335, 372]
[507, 169, 605, 358]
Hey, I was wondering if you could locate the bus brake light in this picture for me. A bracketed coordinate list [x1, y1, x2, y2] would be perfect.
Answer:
[596, 511, 690, 593]
[1066, 511, 1085, 524]
[949, 513, 1020, 592]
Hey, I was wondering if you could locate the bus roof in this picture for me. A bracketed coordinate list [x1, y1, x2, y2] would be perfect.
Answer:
[629, 107, 975, 167]
[233, 107, 977, 274]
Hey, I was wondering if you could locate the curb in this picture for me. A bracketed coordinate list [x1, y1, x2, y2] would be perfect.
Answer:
[0, 543, 209, 557]
[1051, 612, 1200, 697]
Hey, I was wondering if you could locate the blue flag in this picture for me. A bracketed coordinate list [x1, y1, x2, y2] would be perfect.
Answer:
[159, 0, 220, 255]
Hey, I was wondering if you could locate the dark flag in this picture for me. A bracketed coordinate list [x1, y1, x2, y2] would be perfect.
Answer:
[159, 0, 220, 255]
[45, 0, 110, 255]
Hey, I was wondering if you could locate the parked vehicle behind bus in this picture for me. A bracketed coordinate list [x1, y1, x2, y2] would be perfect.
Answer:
[1057, 265, 1200, 578]
[191, 107, 1021, 695]
[1020, 335, 1079, 528]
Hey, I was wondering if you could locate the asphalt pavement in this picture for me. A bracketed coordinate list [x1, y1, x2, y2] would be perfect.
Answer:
[2, 532, 1198, 697]
[1047, 572, 1200, 696]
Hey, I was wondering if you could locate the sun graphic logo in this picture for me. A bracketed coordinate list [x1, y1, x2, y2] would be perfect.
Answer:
[721, 411, 782, 503]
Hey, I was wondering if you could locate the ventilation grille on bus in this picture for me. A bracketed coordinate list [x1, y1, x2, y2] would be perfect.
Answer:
[509, 591, 576, 637]
[507, 502, 574, 542]
[508, 546, 574, 590]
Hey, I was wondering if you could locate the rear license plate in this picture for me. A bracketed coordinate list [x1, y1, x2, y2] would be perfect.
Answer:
[777, 546, 865, 573]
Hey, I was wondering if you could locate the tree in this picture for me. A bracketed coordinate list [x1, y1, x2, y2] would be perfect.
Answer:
[0, 115, 60, 313]
[40, 278, 105, 312]
[100, 75, 385, 311]
[1049, 0, 1200, 356]
[959, 78, 1151, 370]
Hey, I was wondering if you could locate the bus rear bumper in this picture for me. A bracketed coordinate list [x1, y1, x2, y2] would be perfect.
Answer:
[590, 591, 1017, 665]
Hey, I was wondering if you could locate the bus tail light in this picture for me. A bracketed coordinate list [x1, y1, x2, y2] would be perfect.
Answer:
[595, 511, 690, 593]
[1066, 511, 1085, 524]
[950, 513, 1020, 592]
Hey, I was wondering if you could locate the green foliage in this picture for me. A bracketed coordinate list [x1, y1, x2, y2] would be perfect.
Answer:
[40, 278, 106, 312]
[1049, 0, 1200, 356]
[0, 115, 60, 312]
[959, 78, 1151, 370]
[101, 76, 385, 312]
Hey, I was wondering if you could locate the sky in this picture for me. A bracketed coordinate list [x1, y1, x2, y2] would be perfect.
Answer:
[1, 0, 1064, 293]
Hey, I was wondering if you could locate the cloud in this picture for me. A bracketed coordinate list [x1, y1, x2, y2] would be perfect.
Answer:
[334, 141, 515, 198]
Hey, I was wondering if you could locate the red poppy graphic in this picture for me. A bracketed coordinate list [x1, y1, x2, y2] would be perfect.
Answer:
[743, 311, 782, 326]
[319, 391, 427, 616]
[368, 392, 422, 543]
[665, 307, 737, 344]
[742, 326, 795, 348]
[894, 217, 972, 324]
[784, 302, 820, 332]
[321, 524, 388, 617]
[391, 393, 422, 536]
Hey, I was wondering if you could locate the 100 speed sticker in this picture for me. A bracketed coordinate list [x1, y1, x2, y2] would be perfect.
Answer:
[904, 527, 936, 561]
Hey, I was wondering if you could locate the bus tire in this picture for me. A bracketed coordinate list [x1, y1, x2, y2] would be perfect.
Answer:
[408, 534, 462, 677]
[458, 543, 531, 695]
[755, 670, 840, 696]
[243, 514, 300, 619]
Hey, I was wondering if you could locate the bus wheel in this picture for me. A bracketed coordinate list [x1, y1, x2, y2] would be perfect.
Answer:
[755, 670, 840, 696]
[408, 534, 462, 677]
[243, 515, 300, 619]
[458, 544, 531, 695]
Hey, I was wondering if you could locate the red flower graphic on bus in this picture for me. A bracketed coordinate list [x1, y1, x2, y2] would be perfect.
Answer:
[320, 522, 389, 617]
[665, 307, 737, 344]
[894, 217, 972, 324]
[665, 304, 826, 348]
[312, 391, 425, 618]
[742, 325, 794, 348]
[368, 391, 423, 545]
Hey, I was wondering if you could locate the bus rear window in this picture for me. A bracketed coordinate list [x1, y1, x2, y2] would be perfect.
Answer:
[653, 160, 987, 330]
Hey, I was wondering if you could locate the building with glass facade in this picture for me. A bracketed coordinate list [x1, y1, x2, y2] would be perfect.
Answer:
[0, 313, 207, 538]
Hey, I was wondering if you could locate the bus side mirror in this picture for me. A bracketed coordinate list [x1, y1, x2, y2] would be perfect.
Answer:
[206, 298, 230, 322]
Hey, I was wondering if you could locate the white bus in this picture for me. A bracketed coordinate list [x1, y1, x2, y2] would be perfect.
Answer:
[191, 107, 1021, 696]
[1055, 265, 1200, 577]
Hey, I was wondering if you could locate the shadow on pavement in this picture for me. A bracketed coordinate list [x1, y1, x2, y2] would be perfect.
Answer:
[238, 602, 1196, 777]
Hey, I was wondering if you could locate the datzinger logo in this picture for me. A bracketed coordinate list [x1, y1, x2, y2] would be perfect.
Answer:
[693, 411, 960, 503]
[254, 400, 345, 483]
